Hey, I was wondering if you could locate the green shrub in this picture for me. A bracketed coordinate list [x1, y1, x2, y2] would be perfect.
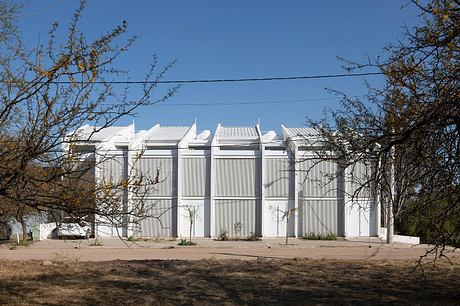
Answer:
[127, 236, 150, 242]
[395, 198, 460, 247]
[17, 240, 33, 247]
[127, 236, 136, 242]
[244, 232, 261, 241]
[89, 238, 103, 246]
[302, 232, 336, 240]
[216, 229, 229, 241]
[8, 240, 34, 248]
[178, 239, 196, 246]
[233, 222, 242, 239]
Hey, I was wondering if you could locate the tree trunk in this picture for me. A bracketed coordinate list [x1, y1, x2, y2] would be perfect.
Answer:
[20, 218, 27, 242]
[189, 219, 193, 243]
[285, 214, 289, 246]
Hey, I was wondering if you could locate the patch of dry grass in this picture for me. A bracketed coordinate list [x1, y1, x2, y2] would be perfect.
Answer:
[0, 258, 459, 305]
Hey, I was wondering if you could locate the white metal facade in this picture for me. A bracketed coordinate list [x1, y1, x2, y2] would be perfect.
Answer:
[70, 123, 379, 238]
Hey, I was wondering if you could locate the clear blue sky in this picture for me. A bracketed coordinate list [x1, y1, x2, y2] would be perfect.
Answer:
[19, 1, 421, 133]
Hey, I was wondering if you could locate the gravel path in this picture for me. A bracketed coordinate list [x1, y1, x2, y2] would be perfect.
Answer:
[1, 237, 455, 262]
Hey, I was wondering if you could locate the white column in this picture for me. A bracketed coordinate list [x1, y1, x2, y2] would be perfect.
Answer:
[94, 146, 101, 239]
[293, 144, 300, 237]
[260, 142, 266, 237]
[126, 147, 134, 238]
[370, 158, 381, 237]
[209, 147, 216, 238]
[176, 146, 183, 238]
[386, 146, 395, 243]
[343, 163, 349, 237]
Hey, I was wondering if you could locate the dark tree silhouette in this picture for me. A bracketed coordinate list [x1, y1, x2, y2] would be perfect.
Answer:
[305, 0, 459, 258]
[0, 0, 176, 233]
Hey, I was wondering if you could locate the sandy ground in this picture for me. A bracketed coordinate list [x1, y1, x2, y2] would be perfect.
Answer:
[2, 257, 459, 305]
[1, 237, 456, 262]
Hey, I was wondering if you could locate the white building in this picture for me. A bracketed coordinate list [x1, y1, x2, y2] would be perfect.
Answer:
[68, 123, 379, 239]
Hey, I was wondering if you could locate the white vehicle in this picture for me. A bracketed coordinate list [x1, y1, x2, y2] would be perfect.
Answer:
[53, 217, 91, 239]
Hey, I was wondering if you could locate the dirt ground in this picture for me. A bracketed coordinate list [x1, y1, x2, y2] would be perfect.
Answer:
[1, 237, 457, 262]
[1, 238, 459, 304]
[0, 257, 459, 305]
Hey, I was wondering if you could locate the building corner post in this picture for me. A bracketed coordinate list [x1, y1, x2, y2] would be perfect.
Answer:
[386, 145, 395, 244]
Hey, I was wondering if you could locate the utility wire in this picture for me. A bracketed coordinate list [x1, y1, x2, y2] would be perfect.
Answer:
[154, 97, 343, 106]
[42, 71, 382, 85]
[101, 96, 351, 107]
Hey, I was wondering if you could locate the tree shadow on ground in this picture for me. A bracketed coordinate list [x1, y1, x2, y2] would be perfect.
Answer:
[0, 258, 459, 305]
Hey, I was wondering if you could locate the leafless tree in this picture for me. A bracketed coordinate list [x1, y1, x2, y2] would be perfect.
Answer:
[184, 205, 197, 244]
[0, 0, 177, 234]
[282, 207, 296, 246]
[304, 0, 459, 259]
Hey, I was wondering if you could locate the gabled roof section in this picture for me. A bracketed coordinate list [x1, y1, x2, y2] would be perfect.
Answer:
[218, 126, 259, 139]
[282, 126, 319, 139]
[147, 126, 191, 141]
[71, 125, 129, 142]
[130, 124, 194, 148]
[184, 129, 213, 147]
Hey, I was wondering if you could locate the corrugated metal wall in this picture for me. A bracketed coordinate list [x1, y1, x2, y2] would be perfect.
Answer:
[215, 158, 261, 197]
[349, 161, 371, 198]
[138, 199, 174, 237]
[298, 160, 338, 198]
[135, 157, 176, 196]
[265, 158, 291, 198]
[82, 126, 379, 239]
[301, 199, 338, 234]
[182, 157, 210, 197]
[100, 155, 124, 184]
[214, 199, 259, 237]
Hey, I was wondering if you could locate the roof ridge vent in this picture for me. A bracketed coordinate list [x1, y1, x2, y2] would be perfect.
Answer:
[197, 130, 211, 140]
[261, 130, 277, 141]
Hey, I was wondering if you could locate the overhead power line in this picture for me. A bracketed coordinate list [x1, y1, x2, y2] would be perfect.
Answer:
[115, 72, 383, 84]
[102, 96, 363, 107]
[40, 71, 382, 85]
[154, 97, 344, 106]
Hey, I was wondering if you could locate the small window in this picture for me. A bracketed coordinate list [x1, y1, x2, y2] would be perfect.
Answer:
[189, 146, 210, 150]
[72, 145, 96, 153]
[220, 145, 259, 150]
[146, 146, 176, 150]
[265, 146, 286, 151]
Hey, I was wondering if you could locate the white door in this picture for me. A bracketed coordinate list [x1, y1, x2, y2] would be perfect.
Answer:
[178, 200, 205, 238]
[263, 200, 295, 237]
[346, 201, 370, 237]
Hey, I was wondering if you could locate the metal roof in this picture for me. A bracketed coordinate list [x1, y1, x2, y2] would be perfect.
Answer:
[71, 124, 321, 143]
[147, 126, 190, 140]
[219, 126, 259, 138]
[284, 127, 319, 138]
[75, 126, 127, 141]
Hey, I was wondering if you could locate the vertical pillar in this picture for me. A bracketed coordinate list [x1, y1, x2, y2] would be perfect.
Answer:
[386, 146, 395, 243]
[371, 158, 381, 237]
[209, 146, 216, 238]
[93, 145, 100, 239]
[176, 145, 183, 238]
[343, 163, 349, 237]
[126, 146, 134, 238]
[122, 147, 129, 238]
[293, 144, 300, 237]
[260, 142, 266, 237]
[209, 126, 219, 238]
